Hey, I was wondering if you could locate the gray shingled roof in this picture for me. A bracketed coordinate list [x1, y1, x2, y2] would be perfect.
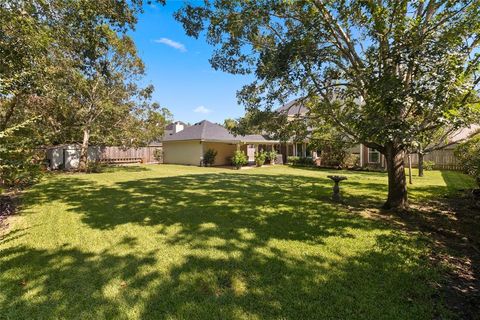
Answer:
[276, 99, 308, 116]
[163, 120, 278, 143]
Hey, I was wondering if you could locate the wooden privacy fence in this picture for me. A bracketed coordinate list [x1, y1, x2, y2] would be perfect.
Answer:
[409, 149, 462, 171]
[99, 146, 162, 164]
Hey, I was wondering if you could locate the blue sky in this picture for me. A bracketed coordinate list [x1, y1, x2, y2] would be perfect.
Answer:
[130, 1, 254, 124]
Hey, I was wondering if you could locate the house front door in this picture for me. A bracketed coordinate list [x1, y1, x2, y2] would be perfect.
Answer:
[247, 145, 255, 163]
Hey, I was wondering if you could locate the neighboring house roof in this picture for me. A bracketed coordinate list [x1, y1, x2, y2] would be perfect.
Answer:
[276, 99, 308, 116]
[449, 125, 480, 143]
[278, 99, 479, 147]
[165, 121, 188, 131]
[434, 124, 480, 149]
[163, 120, 278, 144]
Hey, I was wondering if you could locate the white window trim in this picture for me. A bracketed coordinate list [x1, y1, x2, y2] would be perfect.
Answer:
[368, 148, 380, 163]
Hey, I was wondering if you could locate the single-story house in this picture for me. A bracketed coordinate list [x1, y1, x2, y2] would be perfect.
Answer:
[162, 120, 280, 166]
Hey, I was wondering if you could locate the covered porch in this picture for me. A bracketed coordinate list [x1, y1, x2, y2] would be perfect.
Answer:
[237, 140, 314, 165]
[279, 141, 315, 163]
[237, 140, 281, 164]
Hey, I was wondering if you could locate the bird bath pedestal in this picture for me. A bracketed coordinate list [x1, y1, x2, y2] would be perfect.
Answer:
[327, 175, 348, 202]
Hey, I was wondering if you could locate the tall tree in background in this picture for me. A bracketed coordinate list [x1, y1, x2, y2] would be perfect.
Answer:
[63, 31, 147, 171]
[177, 0, 480, 209]
[1, 0, 168, 180]
[118, 85, 173, 148]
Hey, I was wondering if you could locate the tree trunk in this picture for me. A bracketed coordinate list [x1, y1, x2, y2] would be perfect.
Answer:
[78, 128, 90, 172]
[418, 153, 424, 177]
[407, 153, 413, 185]
[383, 143, 408, 210]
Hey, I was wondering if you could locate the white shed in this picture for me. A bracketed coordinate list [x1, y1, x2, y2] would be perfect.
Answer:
[46, 145, 101, 170]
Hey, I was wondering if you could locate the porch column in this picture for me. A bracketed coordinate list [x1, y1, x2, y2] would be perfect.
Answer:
[302, 143, 307, 157]
[359, 144, 364, 166]
[200, 141, 204, 166]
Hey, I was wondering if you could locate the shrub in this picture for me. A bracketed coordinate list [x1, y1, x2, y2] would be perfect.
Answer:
[287, 156, 300, 165]
[299, 156, 315, 166]
[455, 136, 480, 187]
[321, 149, 356, 168]
[0, 120, 43, 189]
[254, 151, 266, 167]
[342, 154, 360, 168]
[85, 160, 105, 173]
[153, 148, 163, 163]
[0, 160, 42, 189]
[231, 150, 248, 169]
[287, 156, 315, 166]
[266, 150, 278, 164]
[362, 164, 387, 172]
[203, 148, 217, 166]
[423, 160, 435, 171]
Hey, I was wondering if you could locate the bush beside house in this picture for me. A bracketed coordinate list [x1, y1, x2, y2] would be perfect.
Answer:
[255, 152, 266, 167]
[231, 151, 248, 169]
[287, 156, 315, 166]
[203, 149, 218, 166]
[266, 150, 278, 165]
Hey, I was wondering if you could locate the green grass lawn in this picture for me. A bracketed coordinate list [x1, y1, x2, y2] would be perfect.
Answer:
[0, 165, 475, 319]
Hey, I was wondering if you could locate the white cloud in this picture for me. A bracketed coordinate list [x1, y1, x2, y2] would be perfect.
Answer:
[154, 38, 186, 52]
[194, 106, 212, 114]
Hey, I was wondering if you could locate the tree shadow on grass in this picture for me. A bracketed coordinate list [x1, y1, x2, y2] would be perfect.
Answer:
[24, 173, 386, 245]
[0, 171, 446, 318]
[0, 244, 159, 319]
[140, 231, 435, 319]
[0, 232, 437, 319]
[101, 165, 153, 173]
[389, 171, 480, 318]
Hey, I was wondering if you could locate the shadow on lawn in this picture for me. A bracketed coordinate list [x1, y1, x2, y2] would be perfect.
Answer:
[0, 172, 440, 318]
[0, 233, 434, 319]
[393, 171, 480, 318]
[102, 165, 152, 173]
[25, 173, 386, 241]
[139, 232, 432, 319]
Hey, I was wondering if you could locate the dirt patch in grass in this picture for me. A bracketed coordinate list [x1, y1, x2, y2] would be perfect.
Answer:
[365, 191, 480, 319]
[0, 193, 17, 230]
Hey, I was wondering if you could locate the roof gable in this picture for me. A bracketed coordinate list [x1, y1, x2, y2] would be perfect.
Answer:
[163, 120, 277, 143]
[276, 99, 308, 116]
[163, 120, 237, 142]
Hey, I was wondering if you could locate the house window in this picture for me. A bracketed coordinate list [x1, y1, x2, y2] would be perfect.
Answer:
[368, 148, 380, 163]
[296, 143, 303, 157]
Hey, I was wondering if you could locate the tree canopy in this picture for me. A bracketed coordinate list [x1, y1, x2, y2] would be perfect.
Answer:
[1, 0, 169, 183]
[177, 0, 480, 209]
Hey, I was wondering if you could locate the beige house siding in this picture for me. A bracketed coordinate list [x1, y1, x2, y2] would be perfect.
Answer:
[349, 144, 361, 154]
[163, 140, 203, 165]
[203, 142, 237, 166]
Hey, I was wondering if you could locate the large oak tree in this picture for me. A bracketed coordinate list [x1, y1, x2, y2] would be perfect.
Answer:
[176, 0, 480, 209]
[1, 0, 169, 179]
